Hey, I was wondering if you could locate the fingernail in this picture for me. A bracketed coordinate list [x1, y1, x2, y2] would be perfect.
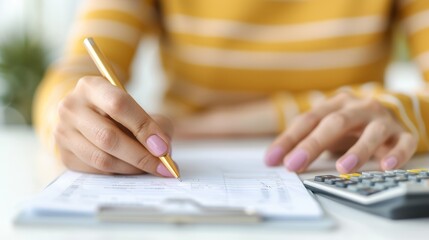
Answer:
[383, 156, 398, 170]
[285, 149, 308, 172]
[338, 154, 358, 173]
[146, 135, 168, 156]
[156, 163, 174, 177]
[265, 147, 285, 166]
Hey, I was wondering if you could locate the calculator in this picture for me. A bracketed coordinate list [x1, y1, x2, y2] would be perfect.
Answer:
[303, 169, 429, 219]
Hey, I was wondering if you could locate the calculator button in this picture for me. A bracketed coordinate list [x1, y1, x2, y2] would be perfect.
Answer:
[314, 175, 337, 182]
[382, 172, 395, 177]
[407, 168, 428, 174]
[350, 175, 372, 183]
[382, 174, 396, 179]
[339, 173, 361, 179]
[361, 179, 374, 185]
[362, 171, 384, 176]
[361, 178, 385, 187]
[350, 176, 361, 182]
[335, 180, 357, 188]
[405, 172, 418, 177]
[419, 172, 429, 176]
[373, 176, 385, 181]
[387, 176, 408, 183]
[395, 172, 408, 177]
[407, 174, 425, 181]
[325, 177, 344, 185]
[371, 178, 385, 185]
[393, 170, 407, 174]
[414, 175, 429, 182]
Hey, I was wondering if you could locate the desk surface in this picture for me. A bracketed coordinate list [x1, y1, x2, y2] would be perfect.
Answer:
[1, 126, 428, 239]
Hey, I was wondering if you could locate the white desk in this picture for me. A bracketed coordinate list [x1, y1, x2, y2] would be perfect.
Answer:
[1, 126, 428, 239]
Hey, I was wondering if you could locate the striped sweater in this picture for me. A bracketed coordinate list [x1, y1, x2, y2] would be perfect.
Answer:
[34, 0, 429, 153]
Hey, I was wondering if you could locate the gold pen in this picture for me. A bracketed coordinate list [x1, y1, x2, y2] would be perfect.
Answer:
[83, 37, 181, 180]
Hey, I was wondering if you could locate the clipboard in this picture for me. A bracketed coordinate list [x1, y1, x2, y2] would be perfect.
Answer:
[15, 191, 334, 229]
[98, 198, 261, 224]
[14, 170, 335, 229]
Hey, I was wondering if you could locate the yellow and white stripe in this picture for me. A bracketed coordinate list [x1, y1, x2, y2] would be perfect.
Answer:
[33, 0, 429, 155]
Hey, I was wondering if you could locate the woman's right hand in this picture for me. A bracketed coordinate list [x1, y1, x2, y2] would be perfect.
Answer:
[54, 76, 175, 176]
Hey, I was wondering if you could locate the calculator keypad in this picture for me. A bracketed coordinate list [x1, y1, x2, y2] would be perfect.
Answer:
[313, 169, 429, 196]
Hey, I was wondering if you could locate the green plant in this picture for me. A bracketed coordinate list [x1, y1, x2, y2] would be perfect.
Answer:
[0, 33, 48, 125]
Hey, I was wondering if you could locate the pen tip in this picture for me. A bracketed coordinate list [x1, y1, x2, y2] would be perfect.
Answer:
[178, 177, 182, 182]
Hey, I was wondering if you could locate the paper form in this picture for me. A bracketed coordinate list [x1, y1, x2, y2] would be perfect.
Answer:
[27, 167, 323, 219]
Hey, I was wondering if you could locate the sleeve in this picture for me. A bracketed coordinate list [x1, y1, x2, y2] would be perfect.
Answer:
[374, 0, 429, 153]
[32, 0, 157, 152]
[273, 1, 429, 154]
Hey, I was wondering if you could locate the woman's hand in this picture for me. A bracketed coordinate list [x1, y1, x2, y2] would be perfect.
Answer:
[265, 92, 418, 173]
[54, 76, 175, 176]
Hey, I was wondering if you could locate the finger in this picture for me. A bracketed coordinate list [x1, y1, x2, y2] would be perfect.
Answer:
[59, 148, 106, 175]
[57, 127, 143, 174]
[152, 114, 174, 140]
[373, 144, 392, 160]
[265, 92, 352, 166]
[335, 119, 396, 173]
[78, 77, 171, 157]
[380, 132, 417, 171]
[73, 108, 173, 177]
[283, 103, 374, 172]
[327, 135, 358, 154]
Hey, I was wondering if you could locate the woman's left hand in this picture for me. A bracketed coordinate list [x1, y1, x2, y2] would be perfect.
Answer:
[265, 92, 418, 173]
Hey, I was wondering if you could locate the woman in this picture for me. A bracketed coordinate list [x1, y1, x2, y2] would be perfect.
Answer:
[34, 0, 429, 177]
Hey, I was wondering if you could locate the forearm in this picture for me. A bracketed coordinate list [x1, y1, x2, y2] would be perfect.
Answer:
[174, 97, 279, 138]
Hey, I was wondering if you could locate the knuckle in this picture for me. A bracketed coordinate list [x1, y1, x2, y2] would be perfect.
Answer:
[300, 112, 321, 126]
[302, 137, 323, 153]
[322, 112, 347, 129]
[357, 142, 371, 159]
[91, 150, 113, 171]
[136, 154, 154, 171]
[135, 117, 152, 137]
[363, 98, 384, 113]
[105, 91, 128, 115]
[95, 127, 118, 150]
[370, 121, 389, 142]
[76, 76, 96, 90]
[280, 133, 298, 146]
[57, 96, 73, 118]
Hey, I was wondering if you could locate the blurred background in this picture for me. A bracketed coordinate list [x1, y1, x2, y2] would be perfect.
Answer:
[0, 0, 164, 126]
[0, 0, 424, 126]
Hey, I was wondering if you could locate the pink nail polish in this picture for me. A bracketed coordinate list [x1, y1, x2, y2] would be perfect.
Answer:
[146, 135, 168, 157]
[156, 163, 174, 177]
[383, 156, 398, 170]
[285, 149, 308, 172]
[265, 147, 285, 166]
[338, 154, 358, 173]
